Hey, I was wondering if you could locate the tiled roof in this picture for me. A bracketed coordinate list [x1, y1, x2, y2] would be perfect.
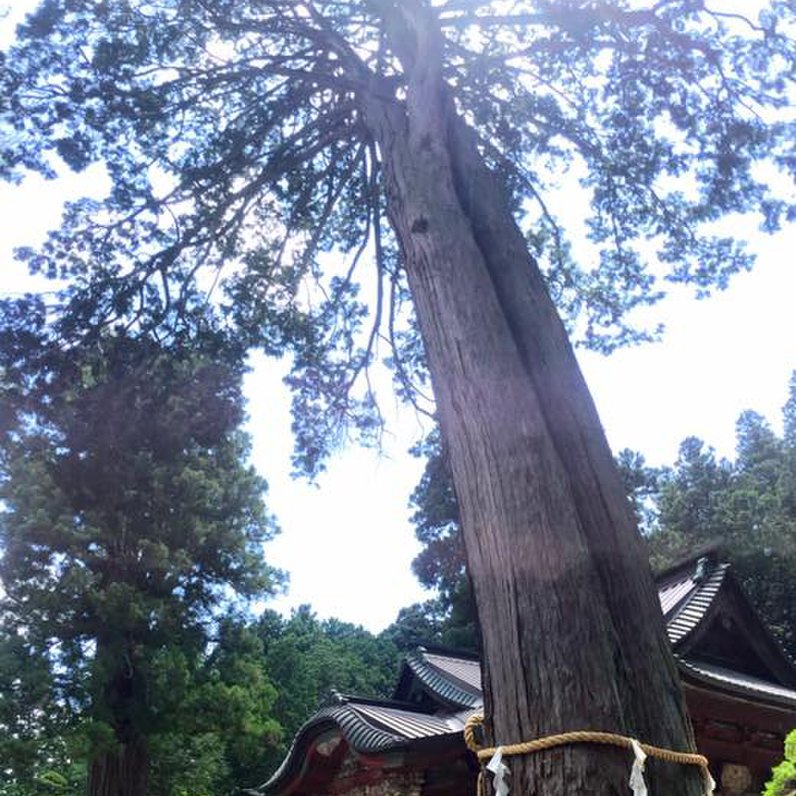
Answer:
[403, 648, 482, 708]
[664, 563, 729, 646]
[258, 696, 475, 794]
[659, 575, 699, 616]
[679, 659, 796, 709]
[424, 651, 482, 693]
[309, 702, 404, 751]
[352, 701, 470, 739]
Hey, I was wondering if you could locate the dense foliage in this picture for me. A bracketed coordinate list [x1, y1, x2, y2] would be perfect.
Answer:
[382, 592, 478, 653]
[252, 607, 401, 779]
[0, 326, 401, 796]
[143, 618, 281, 796]
[0, 327, 283, 794]
[3, 0, 793, 473]
[764, 729, 796, 796]
[407, 372, 796, 659]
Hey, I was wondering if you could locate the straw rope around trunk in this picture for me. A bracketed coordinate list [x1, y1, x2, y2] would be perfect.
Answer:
[463, 713, 715, 796]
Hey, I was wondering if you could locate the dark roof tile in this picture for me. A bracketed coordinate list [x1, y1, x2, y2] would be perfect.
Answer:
[404, 648, 482, 708]
[665, 563, 728, 646]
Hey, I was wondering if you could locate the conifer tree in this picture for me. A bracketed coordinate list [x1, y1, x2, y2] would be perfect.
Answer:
[0, 317, 282, 795]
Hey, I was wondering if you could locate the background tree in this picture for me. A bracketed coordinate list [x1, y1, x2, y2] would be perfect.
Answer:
[763, 728, 796, 796]
[145, 617, 281, 796]
[4, 2, 794, 793]
[0, 316, 283, 796]
[0, 617, 86, 796]
[252, 606, 401, 778]
[649, 376, 796, 658]
[614, 448, 665, 535]
[382, 594, 478, 653]
[390, 428, 478, 651]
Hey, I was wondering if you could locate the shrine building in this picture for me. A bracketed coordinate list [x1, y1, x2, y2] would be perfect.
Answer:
[256, 552, 796, 796]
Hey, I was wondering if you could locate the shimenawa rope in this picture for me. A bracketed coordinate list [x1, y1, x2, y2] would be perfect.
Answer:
[463, 713, 715, 796]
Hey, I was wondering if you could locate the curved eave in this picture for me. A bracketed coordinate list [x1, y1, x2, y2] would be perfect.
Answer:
[404, 650, 482, 709]
[256, 705, 406, 796]
[679, 658, 796, 711]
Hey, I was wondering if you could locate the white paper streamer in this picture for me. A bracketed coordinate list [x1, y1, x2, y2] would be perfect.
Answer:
[628, 739, 648, 796]
[704, 769, 716, 796]
[486, 746, 511, 796]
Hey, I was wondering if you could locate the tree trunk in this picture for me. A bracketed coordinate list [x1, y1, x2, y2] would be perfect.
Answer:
[88, 738, 148, 796]
[88, 640, 148, 796]
[365, 5, 703, 795]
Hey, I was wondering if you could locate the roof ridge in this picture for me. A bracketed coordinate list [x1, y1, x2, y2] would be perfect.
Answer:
[415, 643, 480, 660]
[653, 542, 725, 582]
[333, 693, 448, 713]
[406, 649, 482, 708]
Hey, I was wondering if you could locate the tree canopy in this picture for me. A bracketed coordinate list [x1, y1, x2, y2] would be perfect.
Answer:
[3, 0, 793, 470]
[764, 728, 796, 796]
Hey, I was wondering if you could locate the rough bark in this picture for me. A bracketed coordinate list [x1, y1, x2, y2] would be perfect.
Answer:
[88, 738, 148, 796]
[364, 4, 703, 794]
[88, 641, 148, 796]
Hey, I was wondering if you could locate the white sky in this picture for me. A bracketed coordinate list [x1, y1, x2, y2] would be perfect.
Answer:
[1, 1, 794, 632]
